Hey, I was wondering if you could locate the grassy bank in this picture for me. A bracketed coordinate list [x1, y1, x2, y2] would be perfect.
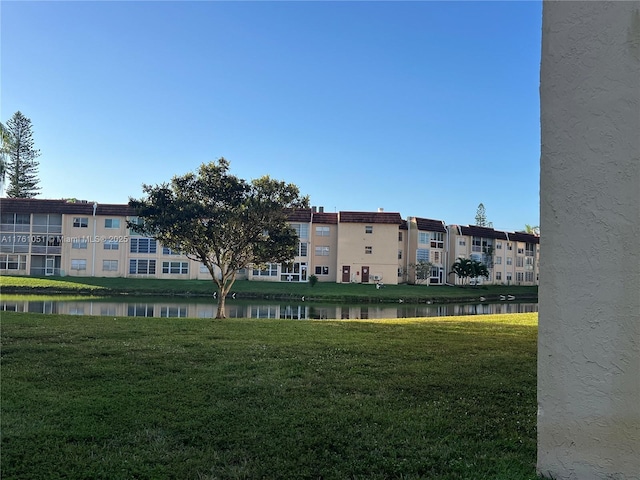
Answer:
[1, 312, 540, 479]
[0, 275, 537, 304]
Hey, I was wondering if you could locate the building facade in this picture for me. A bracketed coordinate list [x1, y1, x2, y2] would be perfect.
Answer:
[1, 198, 539, 286]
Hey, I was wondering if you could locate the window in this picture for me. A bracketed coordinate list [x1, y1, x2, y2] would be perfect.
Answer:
[160, 306, 188, 318]
[430, 266, 441, 284]
[72, 239, 88, 249]
[130, 237, 157, 254]
[128, 304, 154, 317]
[104, 218, 120, 229]
[1, 213, 31, 232]
[297, 242, 308, 257]
[525, 272, 535, 282]
[458, 238, 466, 246]
[495, 256, 502, 265]
[416, 249, 429, 262]
[517, 247, 525, 255]
[73, 217, 88, 228]
[516, 257, 524, 267]
[398, 231, 403, 241]
[507, 243, 513, 251]
[0, 254, 27, 270]
[418, 232, 429, 245]
[516, 272, 524, 282]
[129, 259, 156, 275]
[104, 240, 119, 250]
[315, 266, 329, 276]
[200, 263, 210, 274]
[398, 250, 403, 260]
[365, 225, 373, 234]
[496, 272, 502, 281]
[432, 251, 441, 263]
[315, 226, 330, 236]
[290, 223, 309, 239]
[496, 242, 502, 250]
[71, 259, 87, 270]
[253, 263, 278, 277]
[472, 237, 482, 252]
[162, 246, 181, 255]
[430, 232, 444, 249]
[506, 257, 513, 265]
[506, 272, 512, 282]
[103, 260, 118, 271]
[526, 243, 535, 256]
[162, 261, 189, 274]
[315, 246, 330, 256]
[526, 257, 534, 266]
[365, 246, 372, 254]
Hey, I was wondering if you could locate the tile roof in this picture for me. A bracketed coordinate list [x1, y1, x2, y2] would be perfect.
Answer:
[312, 212, 338, 224]
[285, 208, 312, 222]
[339, 211, 403, 225]
[458, 225, 509, 240]
[1, 198, 134, 216]
[414, 217, 446, 233]
[508, 231, 540, 244]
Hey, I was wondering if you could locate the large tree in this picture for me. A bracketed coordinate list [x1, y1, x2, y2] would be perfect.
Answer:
[0, 122, 11, 195]
[128, 158, 309, 318]
[3, 111, 41, 198]
[474, 203, 493, 228]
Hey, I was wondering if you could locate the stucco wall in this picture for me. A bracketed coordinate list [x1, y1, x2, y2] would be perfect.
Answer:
[538, 1, 640, 479]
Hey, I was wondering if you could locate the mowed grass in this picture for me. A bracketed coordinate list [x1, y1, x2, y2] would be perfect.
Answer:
[0, 275, 538, 303]
[1, 312, 539, 480]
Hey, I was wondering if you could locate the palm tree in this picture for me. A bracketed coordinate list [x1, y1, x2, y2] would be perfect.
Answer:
[450, 257, 473, 286]
[524, 224, 540, 235]
[450, 257, 490, 287]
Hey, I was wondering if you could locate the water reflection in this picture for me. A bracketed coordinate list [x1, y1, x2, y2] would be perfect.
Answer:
[1, 297, 538, 320]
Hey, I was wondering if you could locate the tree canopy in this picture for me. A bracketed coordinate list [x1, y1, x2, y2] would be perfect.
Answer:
[128, 158, 309, 318]
[474, 203, 493, 228]
[3, 111, 41, 198]
[450, 257, 490, 287]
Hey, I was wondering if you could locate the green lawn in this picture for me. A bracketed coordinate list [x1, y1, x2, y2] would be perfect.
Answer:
[1, 312, 540, 479]
[0, 275, 538, 304]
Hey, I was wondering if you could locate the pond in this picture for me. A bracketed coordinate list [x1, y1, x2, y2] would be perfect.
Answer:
[1, 296, 538, 320]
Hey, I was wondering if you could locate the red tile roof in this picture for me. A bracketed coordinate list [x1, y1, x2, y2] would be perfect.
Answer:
[339, 211, 402, 224]
[285, 208, 312, 222]
[312, 212, 338, 224]
[1, 198, 134, 216]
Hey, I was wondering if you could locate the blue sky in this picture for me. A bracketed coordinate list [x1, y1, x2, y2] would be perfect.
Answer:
[1, 1, 542, 232]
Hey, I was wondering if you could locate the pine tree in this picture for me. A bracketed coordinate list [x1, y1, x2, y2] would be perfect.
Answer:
[475, 203, 492, 227]
[4, 111, 41, 198]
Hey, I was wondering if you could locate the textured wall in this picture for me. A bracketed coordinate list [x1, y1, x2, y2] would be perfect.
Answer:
[538, 1, 640, 479]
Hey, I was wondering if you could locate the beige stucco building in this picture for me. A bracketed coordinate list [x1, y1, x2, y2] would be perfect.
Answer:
[1, 198, 539, 287]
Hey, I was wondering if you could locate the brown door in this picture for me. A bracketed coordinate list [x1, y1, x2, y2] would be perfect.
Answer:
[362, 266, 370, 283]
[342, 265, 351, 283]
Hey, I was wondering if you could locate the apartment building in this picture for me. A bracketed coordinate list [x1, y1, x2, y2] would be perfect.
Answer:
[335, 210, 403, 285]
[1, 199, 539, 286]
[404, 217, 448, 285]
[447, 225, 539, 286]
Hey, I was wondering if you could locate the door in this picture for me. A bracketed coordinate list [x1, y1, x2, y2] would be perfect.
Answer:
[45, 257, 55, 276]
[362, 266, 370, 283]
[342, 265, 351, 283]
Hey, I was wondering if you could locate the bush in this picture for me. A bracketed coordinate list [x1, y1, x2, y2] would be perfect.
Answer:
[308, 274, 318, 287]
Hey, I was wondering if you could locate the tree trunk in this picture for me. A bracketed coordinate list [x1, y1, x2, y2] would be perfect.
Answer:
[216, 294, 226, 319]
